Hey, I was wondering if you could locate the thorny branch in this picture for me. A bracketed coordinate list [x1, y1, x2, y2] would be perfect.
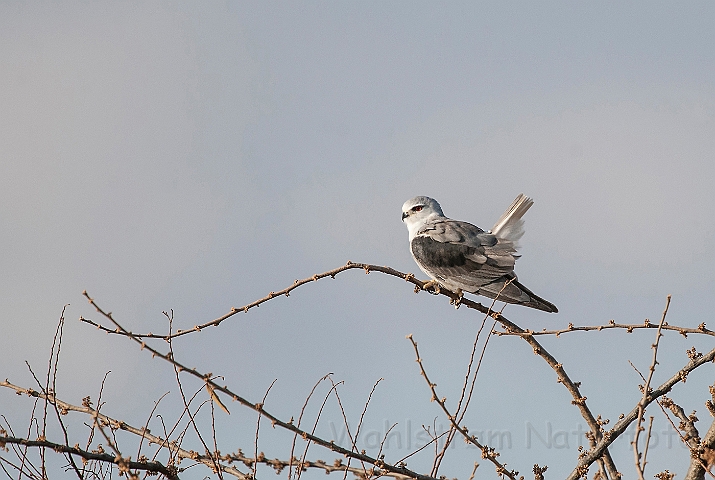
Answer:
[566, 345, 715, 480]
[81, 261, 622, 478]
[633, 295, 670, 480]
[288, 373, 332, 480]
[493, 320, 715, 339]
[0, 380, 249, 479]
[4, 261, 713, 479]
[44, 305, 84, 480]
[0, 381, 423, 480]
[80, 263, 421, 340]
[660, 396, 715, 480]
[80, 287, 440, 480]
[338, 378, 383, 480]
[165, 309, 225, 480]
[433, 301, 500, 477]
[80, 261, 618, 478]
[0, 435, 180, 480]
[407, 334, 518, 480]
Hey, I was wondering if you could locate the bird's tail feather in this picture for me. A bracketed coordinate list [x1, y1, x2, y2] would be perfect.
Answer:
[490, 194, 533, 246]
[512, 279, 558, 313]
[478, 278, 558, 313]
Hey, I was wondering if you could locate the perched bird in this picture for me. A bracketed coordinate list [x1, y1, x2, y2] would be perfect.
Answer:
[401, 195, 557, 313]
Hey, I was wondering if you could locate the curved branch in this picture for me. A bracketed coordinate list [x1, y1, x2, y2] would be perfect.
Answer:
[0, 436, 179, 480]
[81, 262, 401, 340]
[81, 261, 619, 478]
[80, 289, 440, 480]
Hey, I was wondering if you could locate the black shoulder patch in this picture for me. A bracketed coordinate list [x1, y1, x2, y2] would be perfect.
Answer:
[412, 236, 472, 268]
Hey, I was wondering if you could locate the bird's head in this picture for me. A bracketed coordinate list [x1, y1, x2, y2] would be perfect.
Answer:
[401, 196, 444, 237]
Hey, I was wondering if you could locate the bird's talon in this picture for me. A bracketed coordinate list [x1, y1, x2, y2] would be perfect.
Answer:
[421, 280, 441, 294]
[453, 289, 464, 309]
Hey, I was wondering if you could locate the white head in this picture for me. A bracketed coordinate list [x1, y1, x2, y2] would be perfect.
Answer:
[401, 196, 445, 240]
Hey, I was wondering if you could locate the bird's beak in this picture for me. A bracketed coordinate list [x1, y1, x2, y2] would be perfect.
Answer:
[401, 211, 408, 221]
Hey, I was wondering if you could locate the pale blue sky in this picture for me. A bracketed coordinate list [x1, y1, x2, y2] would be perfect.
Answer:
[1, 2, 714, 479]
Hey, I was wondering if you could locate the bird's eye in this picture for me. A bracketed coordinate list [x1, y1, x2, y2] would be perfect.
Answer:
[412, 205, 423, 212]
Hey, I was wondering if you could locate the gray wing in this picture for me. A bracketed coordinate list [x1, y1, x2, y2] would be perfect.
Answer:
[411, 218, 517, 292]
[412, 217, 558, 313]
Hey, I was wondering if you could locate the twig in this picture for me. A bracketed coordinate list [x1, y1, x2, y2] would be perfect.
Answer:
[355, 379, 383, 453]
[297, 380, 348, 480]
[15, 398, 42, 480]
[137, 391, 170, 466]
[324, 378, 363, 480]
[407, 334, 517, 480]
[346, 378, 383, 480]
[255, 379, 277, 480]
[48, 306, 84, 479]
[78, 262, 538, 341]
[81, 369, 111, 480]
[288, 373, 332, 480]
[633, 296, 670, 479]
[151, 385, 209, 470]
[487, 316, 618, 477]
[493, 320, 714, 338]
[376, 422, 399, 464]
[165, 310, 225, 480]
[630, 363, 709, 480]
[533, 464, 548, 480]
[218, 450, 420, 480]
[434, 299, 501, 476]
[0, 452, 42, 480]
[467, 461, 479, 480]
[393, 430, 449, 467]
[642, 416, 654, 473]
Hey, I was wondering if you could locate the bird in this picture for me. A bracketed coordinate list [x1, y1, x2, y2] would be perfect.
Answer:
[401, 194, 558, 313]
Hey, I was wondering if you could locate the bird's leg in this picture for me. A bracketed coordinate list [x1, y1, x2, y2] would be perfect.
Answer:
[451, 288, 464, 309]
[421, 279, 441, 294]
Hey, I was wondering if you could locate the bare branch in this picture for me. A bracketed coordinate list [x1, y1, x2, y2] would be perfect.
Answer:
[0, 435, 179, 480]
[660, 397, 715, 480]
[567, 344, 715, 480]
[407, 334, 517, 480]
[80, 290, 440, 480]
[0, 380, 249, 479]
[633, 295, 670, 479]
[82, 262, 621, 478]
[288, 373, 332, 480]
[494, 319, 714, 338]
[80, 262, 418, 340]
[641, 416, 654, 473]
[254, 379, 277, 480]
